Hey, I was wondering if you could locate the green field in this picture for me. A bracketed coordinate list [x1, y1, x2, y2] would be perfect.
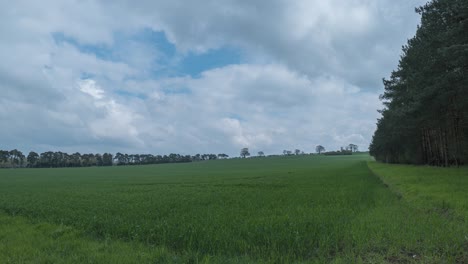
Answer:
[0, 154, 466, 263]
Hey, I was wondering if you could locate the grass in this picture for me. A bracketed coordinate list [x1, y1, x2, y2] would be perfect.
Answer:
[0, 213, 178, 264]
[0, 154, 466, 263]
[367, 161, 468, 219]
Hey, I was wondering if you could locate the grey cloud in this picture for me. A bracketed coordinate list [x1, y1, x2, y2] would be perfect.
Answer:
[108, 0, 426, 89]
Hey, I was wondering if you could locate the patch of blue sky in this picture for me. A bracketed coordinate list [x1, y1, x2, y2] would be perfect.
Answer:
[52, 32, 116, 61]
[129, 28, 244, 78]
[53, 29, 244, 79]
[177, 47, 244, 78]
[52, 30, 172, 65]
[131, 28, 176, 58]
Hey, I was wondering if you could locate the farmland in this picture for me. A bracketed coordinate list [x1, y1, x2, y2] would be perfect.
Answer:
[0, 154, 467, 263]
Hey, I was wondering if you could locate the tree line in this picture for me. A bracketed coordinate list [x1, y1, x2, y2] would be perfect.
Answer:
[1, 144, 360, 168]
[315, 144, 358, 155]
[0, 149, 229, 168]
[242, 144, 359, 158]
[370, 0, 468, 166]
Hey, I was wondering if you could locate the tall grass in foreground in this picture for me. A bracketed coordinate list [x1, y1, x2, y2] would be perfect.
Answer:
[0, 155, 466, 263]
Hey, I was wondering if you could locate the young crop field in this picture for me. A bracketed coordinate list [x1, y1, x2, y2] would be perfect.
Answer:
[0, 154, 467, 263]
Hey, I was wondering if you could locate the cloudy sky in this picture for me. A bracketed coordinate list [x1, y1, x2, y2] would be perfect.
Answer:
[1, 0, 426, 156]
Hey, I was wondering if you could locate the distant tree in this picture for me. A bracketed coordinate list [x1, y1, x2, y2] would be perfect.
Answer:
[18, 152, 25, 167]
[81, 154, 94, 167]
[52, 151, 67, 167]
[192, 154, 202, 161]
[61, 152, 70, 167]
[139, 154, 151, 164]
[348, 144, 358, 153]
[324, 150, 352, 156]
[39, 151, 54, 168]
[294, 149, 301, 155]
[9, 149, 24, 168]
[8, 149, 17, 166]
[27, 151, 39, 167]
[70, 152, 82, 167]
[128, 154, 135, 164]
[182, 155, 192, 162]
[240, 148, 250, 158]
[102, 153, 113, 166]
[0, 150, 9, 164]
[218, 153, 229, 159]
[95, 154, 103, 166]
[315, 145, 325, 154]
[258, 151, 265, 157]
[114, 152, 126, 165]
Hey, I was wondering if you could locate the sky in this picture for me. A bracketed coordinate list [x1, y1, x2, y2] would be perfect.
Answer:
[0, 0, 427, 156]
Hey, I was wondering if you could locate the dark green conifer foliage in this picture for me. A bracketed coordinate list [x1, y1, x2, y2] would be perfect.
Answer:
[370, 0, 468, 166]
